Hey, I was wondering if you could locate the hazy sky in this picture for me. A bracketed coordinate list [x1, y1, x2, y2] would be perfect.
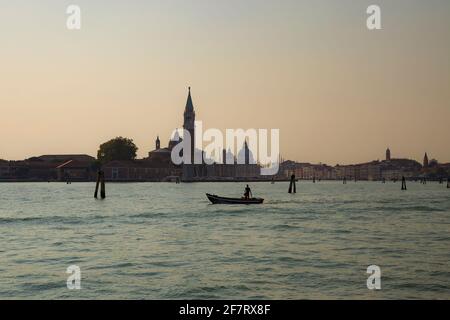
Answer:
[1, 0, 449, 164]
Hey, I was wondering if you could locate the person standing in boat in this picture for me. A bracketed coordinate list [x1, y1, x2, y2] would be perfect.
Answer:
[244, 185, 252, 200]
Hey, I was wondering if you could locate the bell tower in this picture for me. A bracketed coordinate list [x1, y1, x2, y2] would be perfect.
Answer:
[423, 152, 429, 168]
[183, 87, 196, 163]
[155, 136, 160, 150]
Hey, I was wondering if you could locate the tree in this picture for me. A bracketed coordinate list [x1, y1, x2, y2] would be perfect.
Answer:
[97, 137, 138, 163]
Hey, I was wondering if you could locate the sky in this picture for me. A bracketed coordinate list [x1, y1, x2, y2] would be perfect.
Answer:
[0, 0, 449, 165]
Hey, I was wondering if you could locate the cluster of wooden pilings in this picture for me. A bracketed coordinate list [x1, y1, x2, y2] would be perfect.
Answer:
[401, 176, 407, 190]
[288, 174, 296, 194]
[284, 174, 450, 193]
[94, 170, 106, 199]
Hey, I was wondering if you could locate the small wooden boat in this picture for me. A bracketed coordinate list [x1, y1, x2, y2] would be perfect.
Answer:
[206, 193, 264, 205]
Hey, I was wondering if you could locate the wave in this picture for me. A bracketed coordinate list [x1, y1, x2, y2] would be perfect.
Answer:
[0, 215, 109, 225]
[130, 212, 169, 219]
[371, 205, 446, 213]
[271, 224, 300, 230]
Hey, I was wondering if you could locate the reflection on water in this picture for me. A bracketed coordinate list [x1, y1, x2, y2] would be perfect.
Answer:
[0, 181, 449, 299]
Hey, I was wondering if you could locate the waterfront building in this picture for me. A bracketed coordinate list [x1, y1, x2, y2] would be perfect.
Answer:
[0, 155, 96, 181]
[56, 160, 95, 182]
[33, 154, 95, 163]
[102, 160, 181, 182]
[380, 158, 422, 180]
[367, 162, 382, 181]
[0, 159, 10, 179]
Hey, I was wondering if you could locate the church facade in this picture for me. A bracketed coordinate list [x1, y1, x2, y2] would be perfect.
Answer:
[102, 88, 262, 182]
[179, 87, 260, 181]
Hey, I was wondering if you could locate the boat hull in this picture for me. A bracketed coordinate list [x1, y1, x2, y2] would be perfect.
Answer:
[206, 193, 264, 205]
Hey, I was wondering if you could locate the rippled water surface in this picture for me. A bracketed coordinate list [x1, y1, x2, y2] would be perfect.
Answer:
[0, 182, 449, 299]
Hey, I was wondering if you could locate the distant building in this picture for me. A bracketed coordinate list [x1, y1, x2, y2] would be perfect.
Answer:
[146, 137, 174, 166]
[0, 155, 96, 181]
[0, 160, 10, 179]
[102, 160, 181, 182]
[279, 160, 297, 177]
[334, 164, 356, 180]
[56, 160, 95, 182]
[111, 133, 184, 181]
[32, 154, 95, 163]
[300, 164, 334, 180]
[275, 147, 443, 181]
[280, 161, 333, 180]
[440, 163, 450, 176]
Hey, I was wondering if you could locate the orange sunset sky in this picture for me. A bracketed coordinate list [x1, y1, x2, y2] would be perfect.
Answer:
[0, 0, 449, 165]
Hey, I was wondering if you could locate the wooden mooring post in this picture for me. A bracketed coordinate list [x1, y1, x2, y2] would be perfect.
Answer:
[288, 174, 296, 194]
[94, 170, 106, 199]
[401, 176, 407, 191]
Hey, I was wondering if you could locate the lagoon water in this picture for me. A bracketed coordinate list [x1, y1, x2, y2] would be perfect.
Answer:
[0, 181, 449, 299]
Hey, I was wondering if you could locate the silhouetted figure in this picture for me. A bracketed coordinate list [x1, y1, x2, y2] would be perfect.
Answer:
[401, 176, 407, 191]
[439, 177, 443, 184]
[289, 174, 296, 193]
[343, 177, 347, 184]
[447, 178, 449, 189]
[244, 184, 252, 200]
[313, 176, 316, 183]
[382, 178, 386, 184]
